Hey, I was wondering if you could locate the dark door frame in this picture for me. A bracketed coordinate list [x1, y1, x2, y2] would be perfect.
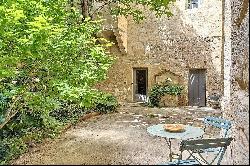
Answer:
[133, 68, 148, 102]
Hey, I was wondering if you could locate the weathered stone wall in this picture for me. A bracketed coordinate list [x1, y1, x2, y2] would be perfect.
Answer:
[222, 0, 249, 164]
[96, 0, 223, 106]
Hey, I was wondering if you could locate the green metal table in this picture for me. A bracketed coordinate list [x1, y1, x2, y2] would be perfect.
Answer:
[147, 124, 204, 162]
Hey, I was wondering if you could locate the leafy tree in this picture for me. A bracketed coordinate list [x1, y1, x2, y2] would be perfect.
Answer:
[0, 0, 175, 163]
[0, 0, 175, 129]
[0, 0, 114, 129]
[75, 0, 175, 22]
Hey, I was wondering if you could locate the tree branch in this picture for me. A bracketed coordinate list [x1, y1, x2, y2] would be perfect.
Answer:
[89, 0, 115, 19]
[0, 96, 21, 130]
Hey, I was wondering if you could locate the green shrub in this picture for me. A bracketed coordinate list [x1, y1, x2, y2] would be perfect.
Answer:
[0, 92, 118, 164]
[0, 137, 27, 165]
[50, 102, 89, 123]
[0, 0, 119, 163]
[148, 79, 183, 107]
[0, 93, 10, 123]
[94, 93, 118, 113]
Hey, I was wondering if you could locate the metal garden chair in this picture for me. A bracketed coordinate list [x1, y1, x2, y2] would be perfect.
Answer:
[200, 117, 232, 154]
[203, 116, 232, 138]
[159, 137, 233, 165]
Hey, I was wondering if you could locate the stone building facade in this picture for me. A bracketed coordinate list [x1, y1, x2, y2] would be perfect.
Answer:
[96, 0, 223, 107]
[87, 0, 249, 163]
[222, 0, 249, 164]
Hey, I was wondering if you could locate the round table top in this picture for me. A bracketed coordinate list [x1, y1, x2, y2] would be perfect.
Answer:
[147, 124, 204, 140]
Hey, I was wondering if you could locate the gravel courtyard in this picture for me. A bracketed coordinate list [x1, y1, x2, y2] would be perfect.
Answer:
[12, 104, 222, 165]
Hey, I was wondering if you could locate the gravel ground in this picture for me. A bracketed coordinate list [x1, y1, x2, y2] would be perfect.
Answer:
[12, 104, 222, 165]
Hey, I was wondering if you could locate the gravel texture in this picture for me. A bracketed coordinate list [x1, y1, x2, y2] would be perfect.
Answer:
[12, 104, 222, 165]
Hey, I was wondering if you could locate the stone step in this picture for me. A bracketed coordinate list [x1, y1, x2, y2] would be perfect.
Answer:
[119, 102, 146, 107]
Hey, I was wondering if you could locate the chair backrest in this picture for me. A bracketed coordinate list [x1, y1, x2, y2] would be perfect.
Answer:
[179, 137, 233, 165]
[204, 116, 232, 137]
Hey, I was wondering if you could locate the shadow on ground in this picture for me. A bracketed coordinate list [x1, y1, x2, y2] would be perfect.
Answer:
[12, 103, 223, 165]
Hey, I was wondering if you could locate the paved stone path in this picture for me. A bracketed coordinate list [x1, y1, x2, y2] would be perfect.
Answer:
[12, 104, 223, 165]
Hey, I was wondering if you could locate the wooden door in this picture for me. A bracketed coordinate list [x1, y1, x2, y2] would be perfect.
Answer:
[188, 69, 206, 106]
[133, 68, 148, 102]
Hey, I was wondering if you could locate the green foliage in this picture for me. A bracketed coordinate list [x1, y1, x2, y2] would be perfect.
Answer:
[0, 0, 114, 128]
[110, 0, 176, 22]
[50, 103, 86, 123]
[0, 122, 59, 165]
[0, 93, 9, 123]
[87, 0, 175, 22]
[94, 92, 118, 113]
[0, 92, 118, 164]
[148, 79, 183, 107]
[0, 137, 27, 165]
[0, 0, 173, 164]
[1, 0, 113, 105]
[0, 0, 118, 164]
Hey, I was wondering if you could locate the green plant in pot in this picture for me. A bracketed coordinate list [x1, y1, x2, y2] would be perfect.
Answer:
[148, 78, 183, 107]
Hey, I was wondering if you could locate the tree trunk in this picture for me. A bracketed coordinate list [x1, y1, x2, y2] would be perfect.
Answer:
[81, 0, 89, 20]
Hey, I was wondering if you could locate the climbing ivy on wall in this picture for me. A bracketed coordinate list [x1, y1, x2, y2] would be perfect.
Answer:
[148, 79, 183, 107]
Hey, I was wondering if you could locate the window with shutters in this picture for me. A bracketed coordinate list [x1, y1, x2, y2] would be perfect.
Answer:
[187, 0, 203, 9]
